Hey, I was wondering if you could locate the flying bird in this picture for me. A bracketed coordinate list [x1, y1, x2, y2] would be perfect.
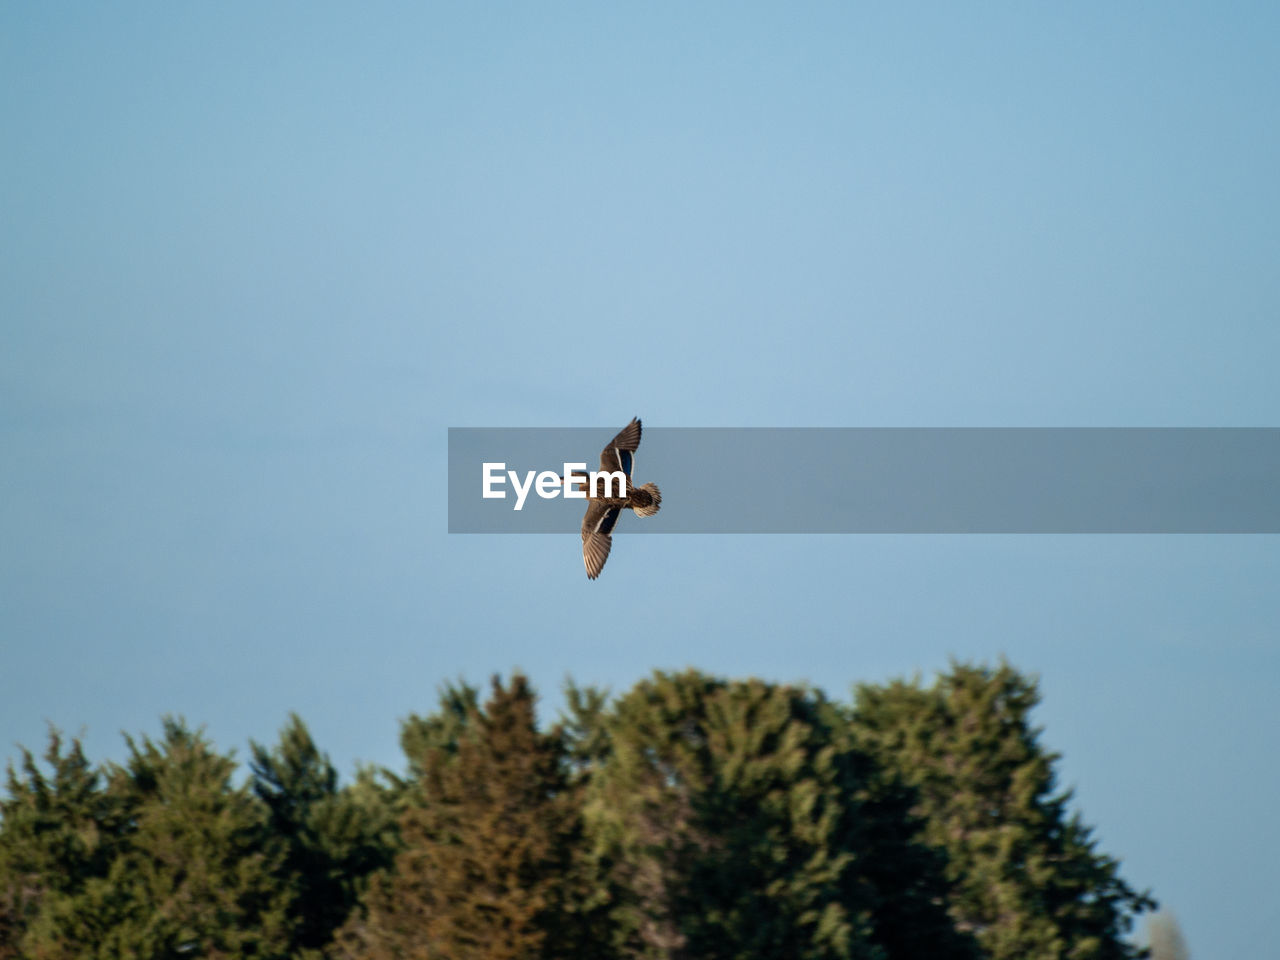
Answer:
[562, 417, 662, 579]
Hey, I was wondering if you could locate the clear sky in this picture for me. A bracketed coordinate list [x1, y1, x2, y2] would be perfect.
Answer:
[3, 4, 1278, 956]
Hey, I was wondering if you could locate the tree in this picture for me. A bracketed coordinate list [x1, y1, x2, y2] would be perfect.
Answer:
[586, 670, 887, 960]
[0, 730, 125, 958]
[339, 674, 581, 960]
[1, 663, 1162, 959]
[851, 662, 1155, 960]
[100, 718, 294, 957]
[397, 680, 480, 785]
[841, 724, 980, 960]
[1, 720, 295, 958]
[250, 714, 395, 955]
[561, 679, 613, 784]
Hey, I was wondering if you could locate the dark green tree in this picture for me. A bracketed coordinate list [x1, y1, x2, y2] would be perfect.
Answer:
[1, 720, 295, 958]
[250, 714, 395, 956]
[851, 662, 1155, 960]
[561, 680, 613, 783]
[841, 727, 980, 960]
[397, 680, 480, 784]
[585, 670, 885, 960]
[1, 662, 1162, 960]
[100, 718, 294, 957]
[338, 674, 581, 960]
[0, 730, 125, 957]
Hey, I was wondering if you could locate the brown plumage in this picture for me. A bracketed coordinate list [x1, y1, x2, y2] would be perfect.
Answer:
[566, 417, 662, 579]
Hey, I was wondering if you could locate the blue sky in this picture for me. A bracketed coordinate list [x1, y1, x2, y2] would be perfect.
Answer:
[3, 4, 1278, 955]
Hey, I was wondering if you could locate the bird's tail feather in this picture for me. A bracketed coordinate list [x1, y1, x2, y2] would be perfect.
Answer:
[633, 483, 661, 518]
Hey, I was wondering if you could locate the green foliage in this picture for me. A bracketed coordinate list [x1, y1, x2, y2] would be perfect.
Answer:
[0, 720, 294, 958]
[101, 719, 294, 957]
[0, 663, 1154, 960]
[397, 680, 480, 783]
[0, 731, 125, 958]
[851, 662, 1155, 960]
[250, 714, 395, 955]
[587, 670, 881, 960]
[841, 720, 981, 960]
[339, 674, 581, 960]
[561, 680, 613, 782]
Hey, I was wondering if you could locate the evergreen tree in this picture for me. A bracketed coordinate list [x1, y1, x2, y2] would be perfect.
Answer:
[561, 680, 613, 783]
[0, 730, 125, 957]
[339, 674, 580, 960]
[397, 680, 480, 784]
[1, 663, 1164, 960]
[99, 718, 294, 957]
[250, 714, 395, 956]
[586, 670, 885, 960]
[1, 720, 295, 958]
[851, 662, 1155, 960]
[841, 727, 980, 960]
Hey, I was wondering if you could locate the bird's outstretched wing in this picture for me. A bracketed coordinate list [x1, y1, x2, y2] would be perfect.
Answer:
[598, 417, 641, 477]
[581, 500, 622, 579]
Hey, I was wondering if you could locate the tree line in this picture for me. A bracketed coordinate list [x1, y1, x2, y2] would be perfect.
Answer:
[0, 663, 1154, 959]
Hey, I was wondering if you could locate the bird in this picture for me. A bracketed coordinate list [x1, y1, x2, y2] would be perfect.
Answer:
[561, 417, 662, 579]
